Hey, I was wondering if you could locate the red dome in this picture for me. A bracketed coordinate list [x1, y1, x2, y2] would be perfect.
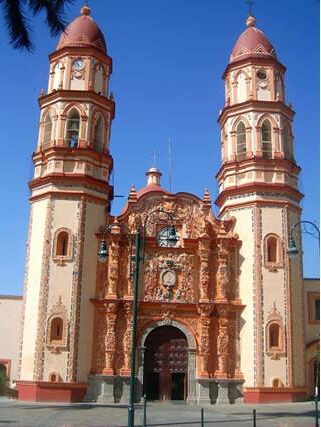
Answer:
[230, 16, 276, 63]
[56, 5, 106, 53]
[136, 184, 170, 199]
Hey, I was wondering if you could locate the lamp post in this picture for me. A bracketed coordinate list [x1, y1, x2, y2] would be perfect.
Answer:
[98, 209, 177, 427]
[287, 220, 320, 426]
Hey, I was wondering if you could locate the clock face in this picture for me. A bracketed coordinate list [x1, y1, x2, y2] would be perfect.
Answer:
[72, 58, 84, 71]
[161, 269, 176, 287]
[157, 226, 179, 247]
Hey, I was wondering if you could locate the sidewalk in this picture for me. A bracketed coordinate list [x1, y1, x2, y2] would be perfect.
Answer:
[0, 398, 318, 426]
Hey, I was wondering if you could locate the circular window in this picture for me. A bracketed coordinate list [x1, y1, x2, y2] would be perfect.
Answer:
[257, 70, 267, 80]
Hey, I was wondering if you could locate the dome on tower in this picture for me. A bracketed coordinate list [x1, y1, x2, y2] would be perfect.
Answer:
[230, 15, 276, 64]
[56, 3, 106, 53]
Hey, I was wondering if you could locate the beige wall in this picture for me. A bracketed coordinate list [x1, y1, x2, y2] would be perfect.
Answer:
[0, 296, 23, 385]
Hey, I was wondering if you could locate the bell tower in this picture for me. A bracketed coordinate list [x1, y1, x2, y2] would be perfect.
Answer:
[17, 4, 115, 401]
[216, 15, 307, 402]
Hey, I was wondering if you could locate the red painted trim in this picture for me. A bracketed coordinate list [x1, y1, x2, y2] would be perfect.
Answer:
[39, 90, 115, 118]
[216, 158, 301, 180]
[218, 100, 294, 126]
[49, 47, 112, 70]
[215, 182, 303, 208]
[16, 381, 87, 403]
[33, 146, 114, 167]
[29, 174, 113, 198]
[243, 387, 307, 403]
[222, 56, 286, 80]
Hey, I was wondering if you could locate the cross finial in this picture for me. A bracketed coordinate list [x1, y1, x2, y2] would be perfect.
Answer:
[152, 149, 158, 167]
[246, 0, 254, 15]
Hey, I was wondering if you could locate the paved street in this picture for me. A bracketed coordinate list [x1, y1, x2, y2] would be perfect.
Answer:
[0, 398, 318, 426]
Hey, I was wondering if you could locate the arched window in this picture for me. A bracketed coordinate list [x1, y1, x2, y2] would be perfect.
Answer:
[236, 122, 246, 160]
[282, 125, 292, 160]
[264, 233, 282, 268]
[269, 323, 280, 348]
[53, 228, 73, 264]
[261, 120, 272, 159]
[56, 231, 69, 256]
[50, 317, 64, 341]
[94, 116, 104, 152]
[267, 236, 277, 263]
[43, 114, 52, 149]
[272, 378, 284, 387]
[66, 109, 80, 148]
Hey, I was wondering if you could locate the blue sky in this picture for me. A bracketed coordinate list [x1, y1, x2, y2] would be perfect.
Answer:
[0, 0, 319, 295]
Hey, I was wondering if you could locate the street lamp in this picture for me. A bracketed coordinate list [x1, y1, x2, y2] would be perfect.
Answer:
[287, 220, 320, 426]
[98, 209, 177, 427]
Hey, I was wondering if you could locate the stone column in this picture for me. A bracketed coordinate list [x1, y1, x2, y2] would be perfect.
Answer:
[199, 239, 210, 301]
[215, 308, 229, 378]
[103, 301, 118, 375]
[216, 243, 230, 301]
[196, 303, 213, 404]
[187, 349, 197, 403]
[121, 302, 133, 375]
[107, 234, 120, 297]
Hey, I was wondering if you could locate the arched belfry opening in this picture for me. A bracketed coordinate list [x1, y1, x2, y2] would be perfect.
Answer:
[143, 325, 188, 401]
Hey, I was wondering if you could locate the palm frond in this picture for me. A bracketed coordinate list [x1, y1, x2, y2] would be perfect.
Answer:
[1, 0, 33, 51]
[28, 0, 75, 36]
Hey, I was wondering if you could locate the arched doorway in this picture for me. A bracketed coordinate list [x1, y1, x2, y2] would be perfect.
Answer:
[143, 325, 188, 401]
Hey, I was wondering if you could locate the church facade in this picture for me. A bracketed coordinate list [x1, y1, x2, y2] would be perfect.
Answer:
[16, 5, 311, 404]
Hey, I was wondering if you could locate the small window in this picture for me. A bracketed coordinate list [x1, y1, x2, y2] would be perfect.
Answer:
[236, 122, 246, 160]
[272, 378, 284, 387]
[264, 233, 282, 269]
[308, 293, 320, 324]
[267, 236, 277, 263]
[43, 115, 52, 148]
[94, 116, 104, 153]
[315, 299, 320, 321]
[50, 317, 63, 341]
[56, 231, 68, 256]
[261, 120, 272, 159]
[66, 109, 80, 148]
[269, 323, 280, 348]
[53, 228, 72, 264]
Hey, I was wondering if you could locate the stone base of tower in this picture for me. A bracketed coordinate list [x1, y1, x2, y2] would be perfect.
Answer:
[16, 381, 87, 402]
[243, 387, 307, 403]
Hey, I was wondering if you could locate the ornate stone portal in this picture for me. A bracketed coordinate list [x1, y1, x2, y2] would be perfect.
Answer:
[86, 179, 245, 404]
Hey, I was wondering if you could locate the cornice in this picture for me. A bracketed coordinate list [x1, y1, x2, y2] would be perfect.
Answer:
[216, 157, 301, 180]
[32, 146, 113, 169]
[215, 182, 304, 208]
[218, 199, 302, 218]
[29, 174, 114, 199]
[218, 100, 295, 125]
[29, 190, 109, 205]
[49, 46, 112, 69]
[39, 90, 115, 117]
[222, 55, 286, 80]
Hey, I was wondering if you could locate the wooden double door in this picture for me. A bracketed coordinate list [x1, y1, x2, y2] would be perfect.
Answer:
[143, 325, 188, 401]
